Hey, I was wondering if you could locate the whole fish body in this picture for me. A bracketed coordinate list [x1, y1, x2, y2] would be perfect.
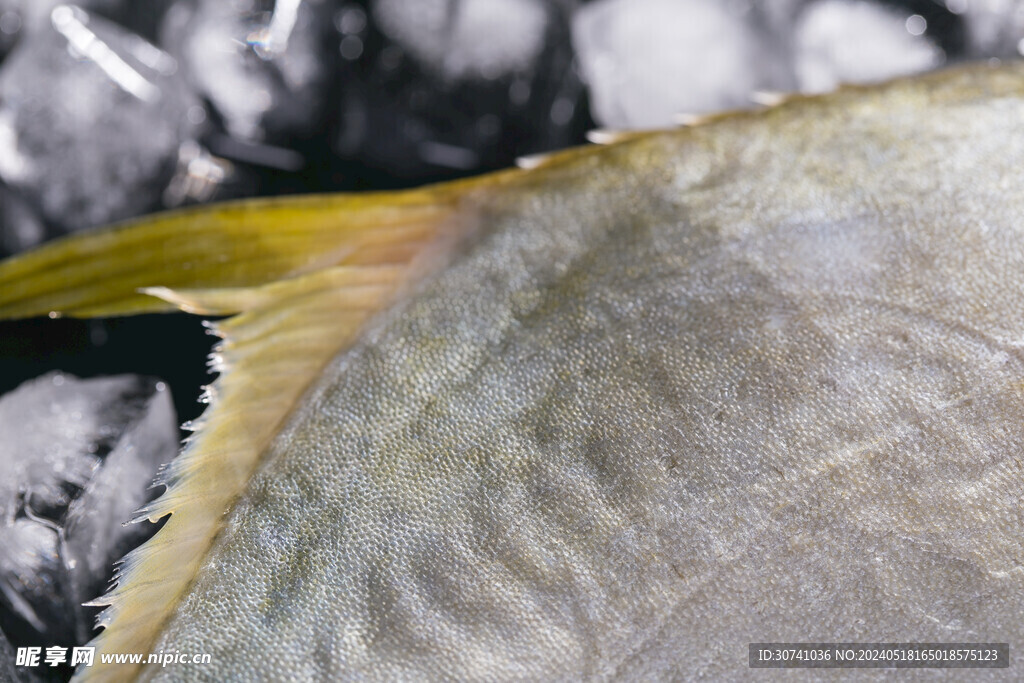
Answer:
[1, 62, 1024, 680]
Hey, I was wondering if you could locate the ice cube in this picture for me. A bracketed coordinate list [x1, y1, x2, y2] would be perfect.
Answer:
[572, 0, 792, 129]
[0, 0, 177, 47]
[0, 373, 178, 649]
[371, 0, 550, 82]
[0, 520, 72, 645]
[793, 0, 944, 94]
[0, 5, 205, 233]
[956, 0, 1024, 56]
[163, 0, 336, 144]
[63, 379, 178, 631]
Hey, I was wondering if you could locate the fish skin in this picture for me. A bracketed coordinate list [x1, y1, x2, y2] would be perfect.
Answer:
[1, 62, 1023, 679]
[125, 63, 1024, 679]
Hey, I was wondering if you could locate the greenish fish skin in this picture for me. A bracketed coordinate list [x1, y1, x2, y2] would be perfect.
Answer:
[131, 64, 1024, 679]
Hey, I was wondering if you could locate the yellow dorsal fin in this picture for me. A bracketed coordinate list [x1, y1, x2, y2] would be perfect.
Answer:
[0, 187, 491, 320]
[0, 183, 507, 680]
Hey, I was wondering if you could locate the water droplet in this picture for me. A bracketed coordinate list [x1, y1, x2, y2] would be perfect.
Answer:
[340, 35, 363, 61]
[0, 11, 21, 35]
[551, 97, 575, 126]
[335, 5, 367, 35]
[187, 105, 207, 125]
[905, 14, 926, 36]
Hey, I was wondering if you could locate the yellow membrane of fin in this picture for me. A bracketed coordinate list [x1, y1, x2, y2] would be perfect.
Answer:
[0, 188, 481, 319]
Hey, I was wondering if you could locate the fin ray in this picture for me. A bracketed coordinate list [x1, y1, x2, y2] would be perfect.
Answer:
[0, 191, 468, 319]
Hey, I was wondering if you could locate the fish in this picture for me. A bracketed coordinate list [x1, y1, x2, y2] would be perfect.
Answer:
[1, 61, 1024, 680]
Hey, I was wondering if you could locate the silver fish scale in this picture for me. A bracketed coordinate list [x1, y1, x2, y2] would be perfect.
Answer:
[149, 66, 1024, 680]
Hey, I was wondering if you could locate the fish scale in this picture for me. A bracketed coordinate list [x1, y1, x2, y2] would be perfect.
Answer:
[1, 62, 1023, 679]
